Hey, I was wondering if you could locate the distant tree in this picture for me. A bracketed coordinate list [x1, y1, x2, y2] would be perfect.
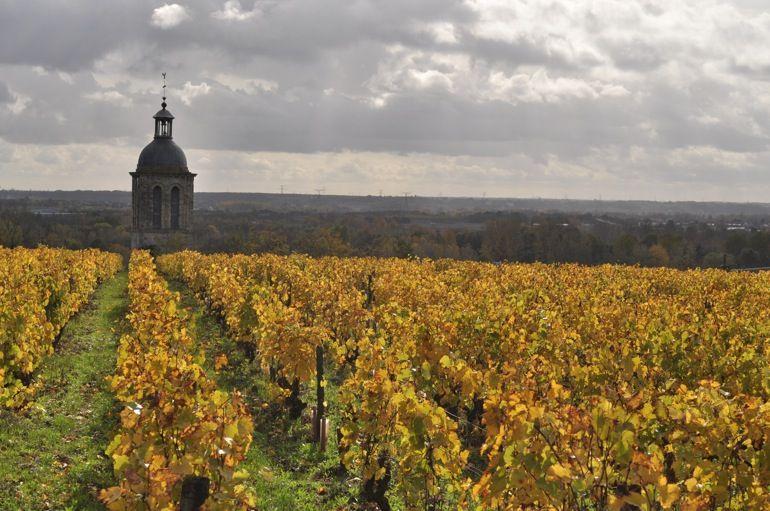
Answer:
[0, 218, 23, 247]
[738, 247, 760, 267]
[648, 244, 670, 266]
[725, 232, 747, 257]
[613, 234, 637, 263]
[641, 233, 658, 247]
[307, 227, 353, 256]
[244, 230, 290, 255]
[703, 252, 732, 268]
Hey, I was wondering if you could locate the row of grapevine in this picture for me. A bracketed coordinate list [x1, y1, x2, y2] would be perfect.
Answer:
[0, 246, 122, 407]
[99, 251, 255, 510]
[158, 251, 770, 510]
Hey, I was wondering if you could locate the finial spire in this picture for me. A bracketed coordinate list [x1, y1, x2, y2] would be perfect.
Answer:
[161, 72, 167, 109]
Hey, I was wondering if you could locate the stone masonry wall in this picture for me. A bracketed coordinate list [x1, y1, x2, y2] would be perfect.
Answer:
[130, 171, 195, 249]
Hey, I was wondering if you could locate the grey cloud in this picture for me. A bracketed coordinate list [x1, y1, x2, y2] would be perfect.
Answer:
[1, 0, 770, 200]
[462, 36, 600, 72]
[0, 69, 141, 144]
[601, 37, 667, 71]
[148, 0, 475, 63]
[641, 81, 770, 153]
[729, 60, 770, 81]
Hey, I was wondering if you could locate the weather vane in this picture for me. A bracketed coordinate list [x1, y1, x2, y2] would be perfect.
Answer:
[161, 72, 167, 108]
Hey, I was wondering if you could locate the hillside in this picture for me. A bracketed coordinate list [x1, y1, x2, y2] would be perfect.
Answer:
[5, 189, 770, 217]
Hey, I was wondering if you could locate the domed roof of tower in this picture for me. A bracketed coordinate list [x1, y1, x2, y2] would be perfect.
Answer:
[137, 138, 188, 172]
[136, 98, 190, 173]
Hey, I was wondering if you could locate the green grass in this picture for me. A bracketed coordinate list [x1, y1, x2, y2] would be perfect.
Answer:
[0, 273, 127, 511]
[171, 281, 357, 511]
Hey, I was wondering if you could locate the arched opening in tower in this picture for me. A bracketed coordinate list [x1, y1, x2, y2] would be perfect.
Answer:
[171, 186, 180, 229]
[152, 185, 162, 229]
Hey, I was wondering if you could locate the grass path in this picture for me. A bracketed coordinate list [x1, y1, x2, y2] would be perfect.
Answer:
[0, 272, 127, 511]
[169, 279, 354, 511]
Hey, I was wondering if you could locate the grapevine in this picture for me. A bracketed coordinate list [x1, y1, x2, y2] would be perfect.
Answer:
[0, 246, 121, 407]
[99, 251, 255, 510]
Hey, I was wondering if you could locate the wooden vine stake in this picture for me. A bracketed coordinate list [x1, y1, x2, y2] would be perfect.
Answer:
[180, 476, 209, 511]
[319, 417, 329, 452]
[311, 406, 319, 441]
[314, 344, 325, 446]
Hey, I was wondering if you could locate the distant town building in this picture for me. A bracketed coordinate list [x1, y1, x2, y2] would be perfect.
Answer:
[130, 81, 195, 250]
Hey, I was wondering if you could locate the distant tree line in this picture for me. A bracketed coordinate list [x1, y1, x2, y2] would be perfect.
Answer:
[1, 199, 769, 269]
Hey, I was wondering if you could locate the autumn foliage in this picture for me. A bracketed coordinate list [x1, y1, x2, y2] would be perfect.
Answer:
[159, 251, 770, 510]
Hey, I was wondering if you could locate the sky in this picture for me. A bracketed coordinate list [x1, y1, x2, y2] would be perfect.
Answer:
[1, 0, 770, 201]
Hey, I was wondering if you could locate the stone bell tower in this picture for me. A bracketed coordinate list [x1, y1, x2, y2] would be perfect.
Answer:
[130, 75, 195, 250]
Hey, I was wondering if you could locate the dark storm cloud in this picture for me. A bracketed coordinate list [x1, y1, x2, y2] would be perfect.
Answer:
[179, 86, 643, 156]
[0, 1, 148, 71]
[0, 0, 471, 67]
[192, 0, 475, 59]
[0, 82, 12, 104]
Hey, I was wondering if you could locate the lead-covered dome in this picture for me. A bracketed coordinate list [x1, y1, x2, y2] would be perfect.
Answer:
[137, 138, 188, 172]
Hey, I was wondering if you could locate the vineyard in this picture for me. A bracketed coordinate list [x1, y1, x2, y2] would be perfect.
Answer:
[3, 247, 770, 510]
[155, 250, 770, 510]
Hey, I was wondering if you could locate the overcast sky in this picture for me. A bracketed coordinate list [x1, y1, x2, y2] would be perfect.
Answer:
[2, 0, 770, 200]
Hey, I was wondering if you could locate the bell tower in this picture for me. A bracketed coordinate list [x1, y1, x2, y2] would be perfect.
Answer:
[130, 74, 196, 250]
